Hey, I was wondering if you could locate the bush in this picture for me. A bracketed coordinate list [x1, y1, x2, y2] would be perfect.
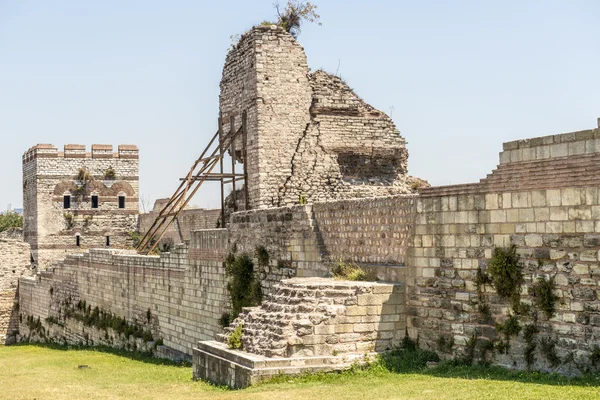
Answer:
[532, 275, 559, 319]
[379, 332, 439, 373]
[488, 245, 523, 308]
[104, 167, 116, 180]
[227, 324, 243, 350]
[274, 0, 321, 38]
[226, 252, 262, 320]
[331, 260, 377, 282]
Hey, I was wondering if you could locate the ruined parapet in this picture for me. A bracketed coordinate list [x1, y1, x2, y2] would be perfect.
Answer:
[195, 277, 404, 388]
[219, 25, 421, 210]
[22, 144, 139, 267]
[219, 278, 404, 358]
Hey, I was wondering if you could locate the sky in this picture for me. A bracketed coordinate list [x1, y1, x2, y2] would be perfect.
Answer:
[1, 0, 599, 210]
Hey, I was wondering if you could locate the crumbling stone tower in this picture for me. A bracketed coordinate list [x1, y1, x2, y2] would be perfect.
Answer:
[22, 144, 139, 267]
[220, 25, 414, 209]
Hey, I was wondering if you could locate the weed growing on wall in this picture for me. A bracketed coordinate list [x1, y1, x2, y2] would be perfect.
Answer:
[539, 337, 560, 368]
[255, 246, 270, 268]
[74, 168, 92, 196]
[225, 251, 262, 320]
[532, 275, 559, 320]
[436, 335, 455, 355]
[523, 324, 538, 370]
[331, 260, 377, 281]
[488, 245, 523, 310]
[589, 345, 600, 368]
[495, 315, 521, 354]
[104, 166, 116, 180]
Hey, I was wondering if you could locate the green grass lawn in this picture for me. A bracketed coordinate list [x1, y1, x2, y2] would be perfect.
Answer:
[1, 345, 599, 400]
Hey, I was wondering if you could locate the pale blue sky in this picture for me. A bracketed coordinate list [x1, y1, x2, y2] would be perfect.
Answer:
[1, 0, 599, 210]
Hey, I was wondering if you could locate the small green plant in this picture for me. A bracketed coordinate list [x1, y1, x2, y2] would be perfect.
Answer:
[539, 337, 560, 368]
[274, 0, 321, 39]
[225, 252, 262, 320]
[299, 194, 307, 205]
[227, 324, 243, 350]
[436, 334, 455, 354]
[488, 245, 523, 311]
[495, 314, 521, 352]
[74, 167, 92, 196]
[461, 335, 478, 365]
[64, 213, 74, 229]
[331, 260, 377, 281]
[589, 345, 600, 368]
[255, 246, 270, 268]
[532, 275, 559, 319]
[523, 324, 538, 370]
[104, 166, 116, 180]
[479, 340, 495, 365]
[495, 340, 510, 355]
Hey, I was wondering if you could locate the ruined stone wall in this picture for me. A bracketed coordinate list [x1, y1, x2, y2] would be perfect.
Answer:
[406, 120, 600, 373]
[18, 229, 230, 358]
[0, 238, 31, 344]
[138, 199, 220, 244]
[228, 195, 416, 293]
[220, 26, 414, 210]
[22, 144, 139, 267]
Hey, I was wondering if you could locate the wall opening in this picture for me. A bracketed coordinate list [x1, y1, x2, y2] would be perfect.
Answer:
[106, 236, 110, 247]
[91, 195, 99, 209]
[76, 235, 81, 247]
[118, 196, 126, 209]
[63, 195, 71, 209]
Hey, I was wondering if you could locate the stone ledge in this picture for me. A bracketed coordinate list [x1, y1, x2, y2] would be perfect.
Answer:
[193, 340, 373, 388]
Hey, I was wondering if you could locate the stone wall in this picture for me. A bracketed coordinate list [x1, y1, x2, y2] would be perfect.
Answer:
[220, 25, 416, 210]
[22, 144, 139, 268]
[0, 238, 31, 344]
[138, 199, 220, 244]
[406, 119, 600, 373]
[18, 229, 230, 358]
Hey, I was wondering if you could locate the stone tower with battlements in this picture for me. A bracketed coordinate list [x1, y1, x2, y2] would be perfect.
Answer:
[22, 144, 139, 267]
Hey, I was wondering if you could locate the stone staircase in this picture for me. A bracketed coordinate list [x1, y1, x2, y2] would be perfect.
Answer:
[219, 277, 404, 358]
[420, 153, 600, 197]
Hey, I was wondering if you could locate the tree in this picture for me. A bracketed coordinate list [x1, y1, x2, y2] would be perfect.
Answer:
[275, 1, 321, 38]
[0, 212, 23, 232]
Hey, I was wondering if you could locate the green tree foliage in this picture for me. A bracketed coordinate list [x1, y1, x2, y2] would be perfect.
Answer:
[0, 212, 23, 232]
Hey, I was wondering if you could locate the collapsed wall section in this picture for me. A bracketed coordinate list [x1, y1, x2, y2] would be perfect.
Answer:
[220, 25, 415, 210]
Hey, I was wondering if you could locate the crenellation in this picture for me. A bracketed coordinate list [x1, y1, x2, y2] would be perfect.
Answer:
[22, 143, 139, 268]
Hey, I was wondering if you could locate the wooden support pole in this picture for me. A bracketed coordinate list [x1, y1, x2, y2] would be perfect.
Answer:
[219, 111, 225, 227]
[242, 110, 249, 210]
[230, 115, 237, 212]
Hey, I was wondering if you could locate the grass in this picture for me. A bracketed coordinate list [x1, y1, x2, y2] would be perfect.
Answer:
[1, 344, 599, 399]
